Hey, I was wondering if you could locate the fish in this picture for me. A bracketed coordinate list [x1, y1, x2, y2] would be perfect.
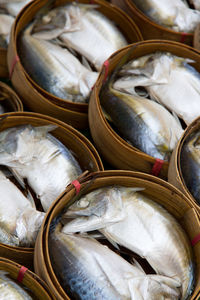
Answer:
[31, 2, 127, 71]
[114, 52, 200, 126]
[100, 72, 183, 161]
[18, 23, 99, 102]
[0, 14, 14, 48]
[0, 170, 45, 247]
[132, 0, 200, 32]
[180, 130, 200, 204]
[0, 1, 31, 48]
[0, 270, 33, 299]
[49, 218, 181, 300]
[0, 125, 82, 212]
[0, 1, 31, 17]
[62, 186, 195, 300]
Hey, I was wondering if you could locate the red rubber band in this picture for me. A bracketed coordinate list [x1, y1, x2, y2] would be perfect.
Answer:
[9, 55, 20, 79]
[180, 33, 187, 43]
[103, 60, 109, 82]
[71, 180, 81, 195]
[191, 233, 200, 246]
[17, 266, 28, 283]
[151, 159, 164, 177]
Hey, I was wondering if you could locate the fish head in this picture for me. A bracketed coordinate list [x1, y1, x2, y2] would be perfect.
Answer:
[186, 131, 200, 164]
[65, 188, 111, 218]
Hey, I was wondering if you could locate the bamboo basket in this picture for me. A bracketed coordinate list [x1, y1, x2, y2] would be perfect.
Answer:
[111, 0, 194, 46]
[89, 40, 200, 180]
[0, 257, 55, 299]
[7, 0, 142, 129]
[34, 170, 200, 299]
[0, 49, 8, 78]
[168, 117, 200, 214]
[0, 111, 103, 269]
[0, 81, 23, 112]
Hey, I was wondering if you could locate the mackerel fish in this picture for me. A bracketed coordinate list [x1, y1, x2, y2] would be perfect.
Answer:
[49, 218, 181, 300]
[113, 52, 200, 126]
[100, 72, 183, 161]
[62, 186, 195, 300]
[181, 130, 200, 204]
[0, 170, 45, 247]
[132, 0, 200, 32]
[0, 1, 31, 48]
[0, 270, 33, 299]
[18, 23, 99, 102]
[31, 2, 128, 71]
[0, 125, 82, 212]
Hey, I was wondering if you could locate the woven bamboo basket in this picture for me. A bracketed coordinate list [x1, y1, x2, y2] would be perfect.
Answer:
[7, 0, 142, 129]
[168, 117, 200, 213]
[89, 40, 200, 180]
[0, 111, 103, 269]
[0, 81, 23, 112]
[111, 0, 194, 46]
[34, 170, 200, 299]
[0, 257, 55, 299]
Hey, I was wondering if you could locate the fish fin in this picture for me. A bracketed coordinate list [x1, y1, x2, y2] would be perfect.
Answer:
[9, 167, 25, 189]
[67, 46, 78, 57]
[101, 231, 120, 250]
[128, 275, 181, 300]
[82, 55, 92, 71]
[171, 110, 183, 128]
[34, 124, 57, 137]
[8, 168, 36, 208]
[130, 257, 146, 273]
[77, 231, 105, 240]
[103, 44, 139, 92]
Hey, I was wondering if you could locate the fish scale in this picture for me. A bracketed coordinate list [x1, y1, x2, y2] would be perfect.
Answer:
[0, 125, 82, 212]
[63, 186, 194, 300]
[100, 82, 183, 161]
[132, 0, 200, 32]
[18, 23, 99, 102]
[49, 219, 181, 299]
[0, 271, 33, 299]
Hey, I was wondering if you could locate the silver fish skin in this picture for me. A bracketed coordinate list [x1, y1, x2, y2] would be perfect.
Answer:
[0, 227, 19, 247]
[62, 186, 194, 300]
[0, 170, 45, 247]
[0, 1, 31, 17]
[181, 130, 200, 204]
[18, 23, 98, 102]
[0, 125, 82, 212]
[0, 270, 33, 299]
[49, 219, 181, 300]
[114, 52, 200, 126]
[32, 3, 127, 71]
[0, 14, 14, 47]
[100, 81, 183, 161]
[132, 0, 200, 32]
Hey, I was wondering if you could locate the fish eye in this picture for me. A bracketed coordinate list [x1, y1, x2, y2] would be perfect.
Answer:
[77, 199, 89, 208]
